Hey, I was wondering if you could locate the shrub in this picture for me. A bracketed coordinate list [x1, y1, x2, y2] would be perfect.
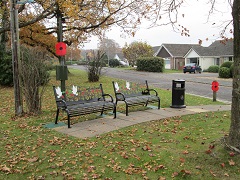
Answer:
[219, 67, 231, 78]
[207, 65, 219, 73]
[109, 59, 120, 67]
[136, 57, 164, 72]
[87, 50, 104, 82]
[77, 60, 88, 65]
[0, 50, 13, 86]
[20, 46, 50, 114]
[66, 60, 78, 65]
[220, 61, 233, 68]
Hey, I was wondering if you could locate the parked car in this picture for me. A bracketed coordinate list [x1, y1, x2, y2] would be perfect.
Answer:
[183, 63, 202, 73]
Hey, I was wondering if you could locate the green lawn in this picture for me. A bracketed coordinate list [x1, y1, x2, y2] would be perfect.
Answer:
[0, 68, 236, 180]
[163, 69, 183, 73]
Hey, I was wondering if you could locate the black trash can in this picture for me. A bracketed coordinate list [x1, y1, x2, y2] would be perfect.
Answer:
[171, 79, 186, 108]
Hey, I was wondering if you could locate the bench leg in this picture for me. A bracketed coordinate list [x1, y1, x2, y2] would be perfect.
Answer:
[145, 100, 149, 107]
[126, 104, 129, 116]
[67, 115, 71, 128]
[100, 107, 104, 116]
[158, 98, 161, 109]
[113, 105, 116, 118]
[55, 108, 60, 124]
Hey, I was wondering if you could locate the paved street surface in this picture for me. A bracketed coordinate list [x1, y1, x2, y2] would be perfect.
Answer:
[53, 105, 231, 139]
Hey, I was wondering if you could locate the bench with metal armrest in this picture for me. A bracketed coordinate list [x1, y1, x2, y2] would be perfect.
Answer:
[53, 84, 116, 128]
[112, 80, 160, 116]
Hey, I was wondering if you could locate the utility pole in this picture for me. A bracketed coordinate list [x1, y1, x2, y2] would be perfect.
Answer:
[56, 8, 67, 96]
[10, 0, 23, 116]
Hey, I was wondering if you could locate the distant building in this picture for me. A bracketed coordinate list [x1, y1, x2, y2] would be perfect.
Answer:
[153, 40, 233, 70]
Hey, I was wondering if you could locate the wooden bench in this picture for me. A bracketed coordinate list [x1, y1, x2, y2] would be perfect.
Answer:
[53, 84, 116, 128]
[112, 80, 160, 116]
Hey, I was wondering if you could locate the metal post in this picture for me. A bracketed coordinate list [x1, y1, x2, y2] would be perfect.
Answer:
[56, 10, 66, 96]
[213, 91, 217, 102]
[10, 0, 23, 115]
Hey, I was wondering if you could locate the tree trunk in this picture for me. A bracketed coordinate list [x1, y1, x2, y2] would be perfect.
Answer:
[228, 0, 240, 148]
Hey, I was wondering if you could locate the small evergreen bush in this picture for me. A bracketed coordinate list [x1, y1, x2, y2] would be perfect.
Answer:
[109, 59, 120, 67]
[136, 57, 164, 72]
[219, 67, 231, 78]
[220, 61, 233, 68]
[207, 65, 219, 73]
[0, 50, 13, 86]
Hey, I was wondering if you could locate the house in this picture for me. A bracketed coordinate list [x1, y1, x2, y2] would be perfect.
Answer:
[113, 53, 129, 66]
[184, 40, 234, 70]
[154, 44, 201, 70]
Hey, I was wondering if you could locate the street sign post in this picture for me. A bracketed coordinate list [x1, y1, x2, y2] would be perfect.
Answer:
[212, 81, 219, 102]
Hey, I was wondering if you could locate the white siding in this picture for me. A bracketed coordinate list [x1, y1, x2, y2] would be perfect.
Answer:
[186, 50, 199, 58]
[185, 49, 217, 70]
[164, 58, 170, 69]
[185, 50, 200, 64]
[199, 57, 215, 70]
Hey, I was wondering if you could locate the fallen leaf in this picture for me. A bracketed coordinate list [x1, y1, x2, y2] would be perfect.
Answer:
[181, 169, 191, 175]
[209, 144, 215, 149]
[224, 173, 229, 177]
[229, 159, 235, 166]
[205, 149, 212, 154]
[221, 163, 225, 168]
[0, 165, 11, 172]
[57, 162, 64, 167]
[142, 145, 151, 151]
[129, 139, 135, 144]
[180, 158, 185, 163]
[87, 166, 96, 173]
[210, 170, 216, 177]
[61, 171, 67, 175]
[28, 157, 39, 163]
[172, 172, 178, 177]
[195, 166, 202, 170]
[158, 177, 166, 180]
[131, 148, 136, 152]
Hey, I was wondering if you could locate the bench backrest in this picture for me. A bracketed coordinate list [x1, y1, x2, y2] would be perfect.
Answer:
[53, 84, 105, 104]
[112, 81, 148, 98]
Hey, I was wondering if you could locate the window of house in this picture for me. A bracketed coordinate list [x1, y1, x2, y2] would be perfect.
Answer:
[190, 58, 197, 64]
[215, 58, 220, 66]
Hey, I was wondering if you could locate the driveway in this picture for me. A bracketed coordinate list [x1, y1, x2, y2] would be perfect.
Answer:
[70, 65, 232, 104]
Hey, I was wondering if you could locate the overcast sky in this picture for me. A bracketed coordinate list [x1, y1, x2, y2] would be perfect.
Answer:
[83, 0, 232, 49]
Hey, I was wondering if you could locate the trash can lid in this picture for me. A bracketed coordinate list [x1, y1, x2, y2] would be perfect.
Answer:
[173, 79, 185, 82]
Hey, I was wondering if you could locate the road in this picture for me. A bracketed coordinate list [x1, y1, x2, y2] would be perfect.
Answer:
[70, 65, 232, 104]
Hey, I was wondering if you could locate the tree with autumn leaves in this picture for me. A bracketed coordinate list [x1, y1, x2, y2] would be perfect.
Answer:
[1, 0, 185, 55]
[0, 0, 239, 151]
[122, 41, 154, 67]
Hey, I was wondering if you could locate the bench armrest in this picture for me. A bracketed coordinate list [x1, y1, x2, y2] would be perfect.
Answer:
[101, 93, 114, 102]
[147, 89, 158, 96]
[115, 92, 126, 101]
[56, 99, 68, 108]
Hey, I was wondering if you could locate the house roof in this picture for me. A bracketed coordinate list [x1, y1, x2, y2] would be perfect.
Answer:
[185, 40, 234, 57]
[115, 52, 125, 60]
[156, 44, 201, 57]
[208, 40, 233, 56]
[152, 46, 161, 55]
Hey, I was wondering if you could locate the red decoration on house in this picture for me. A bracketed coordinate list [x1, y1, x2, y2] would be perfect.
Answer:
[211, 81, 219, 92]
[55, 42, 66, 56]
